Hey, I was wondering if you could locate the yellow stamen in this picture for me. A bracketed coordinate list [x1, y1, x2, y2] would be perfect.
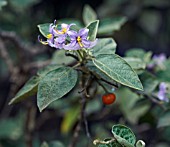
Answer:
[40, 40, 48, 45]
[62, 28, 67, 33]
[77, 36, 83, 47]
[47, 34, 52, 39]
[55, 28, 67, 34]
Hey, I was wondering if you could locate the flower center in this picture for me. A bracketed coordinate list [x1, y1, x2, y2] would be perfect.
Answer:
[47, 34, 52, 39]
[62, 28, 67, 33]
[77, 36, 83, 47]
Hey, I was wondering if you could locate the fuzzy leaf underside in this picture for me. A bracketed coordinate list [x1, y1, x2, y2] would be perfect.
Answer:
[37, 67, 78, 112]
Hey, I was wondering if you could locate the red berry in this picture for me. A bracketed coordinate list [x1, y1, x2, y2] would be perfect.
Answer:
[102, 93, 116, 105]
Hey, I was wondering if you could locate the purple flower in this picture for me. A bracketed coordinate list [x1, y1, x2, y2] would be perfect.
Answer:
[52, 23, 75, 49]
[147, 53, 166, 69]
[38, 24, 56, 47]
[54, 23, 75, 36]
[153, 53, 166, 66]
[63, 28, 97, 50]
[157, 82, 169, 102]
[53, 36, 66, 49]
[38, 21, 98, 50]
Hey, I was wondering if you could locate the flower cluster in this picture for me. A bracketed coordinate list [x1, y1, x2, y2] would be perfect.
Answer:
[38, 21, 97, 50]
[157, 82, 169, 103]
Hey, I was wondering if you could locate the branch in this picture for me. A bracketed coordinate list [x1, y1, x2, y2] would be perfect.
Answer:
[135, 91, 167, 110]
[25, 102, 36, 147]
[0, 31, 47, 55]
[24, 60, 51, 71]
[69, 74, 91, 147]
[0, 38, 17, 74]
[65, 51, 79, 61]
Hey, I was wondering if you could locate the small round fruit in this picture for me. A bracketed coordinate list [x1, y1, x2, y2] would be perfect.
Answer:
[102, 93, 116, 105]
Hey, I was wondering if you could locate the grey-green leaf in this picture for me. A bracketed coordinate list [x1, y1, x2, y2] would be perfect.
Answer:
[41, 142, 49, 147]
[0, 0, 7, 10]
[86, 61, 117, 88]
[92, 38, 117, 56]
[112, 124, 136, 147]
[125, 49, 152, 64]
[83, 4, 97, 25]
[49, 141, 65, 147]
[93, 54, 143, 90]
[37, 67, 78, 112]
[37, 23, 50, 38]
[51, 50, 76, 65]
[123, 57, 146, 71]
[37, 64, 63, 77]
[116, 88, 150, 124]
[157, 110, 170, 128]
[9, 76, 40, 105]
[98, 17, 127, 35]
[140, 71, 159, 93]
[86, 20, 99, 41]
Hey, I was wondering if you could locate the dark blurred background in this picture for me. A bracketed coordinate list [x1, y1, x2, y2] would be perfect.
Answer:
[0, 0, 170, 146]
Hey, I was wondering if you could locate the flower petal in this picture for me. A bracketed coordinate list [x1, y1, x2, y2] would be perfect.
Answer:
[61, 23, 68, 29]
[79, 28, 89, 39]
[55, 36, 66, 43]
[67, 23, 76, 29]
[89, 39, 98, 48]
[64, 42, 80, 50]
[49, 24, 54, 33]
[82, 39, 90, 48]
[67, 30, 77, 40]
[47, 40, 55, 47]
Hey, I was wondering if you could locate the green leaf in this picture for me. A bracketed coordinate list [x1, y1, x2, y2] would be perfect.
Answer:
[86, 61, 117, 90]
[93, 54, 143, 90]
[140, 71, 159, 93]
[0, 0, 7, 10]
[156, 59, 170, 81]
[0, 113, 24, 140]
[116, 88, 150, 124]
[86, 20, 99, 41]
[41, 141, 65, 147]
[92, 38, 117, 57]
[83, 4, 97, 25]
[112, 124, 136, 147]
[157, 110, 170, 128]
[9, 76, 40, 105]
[41, 142, 49, 147]
[61, 105, 80, 134]
[98, 17, 127, 35]
[37, 66, 78, 112]
[37, 23, 50, 38]
[123, 57, 146, 71]
[49, 141, 65, 147]
[51, 50, 76, 65]
[37, 64, 63, 77]
[10, 0, 39, 9]
[136, 140, 146, 147]
[125, 49, 152, 64]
